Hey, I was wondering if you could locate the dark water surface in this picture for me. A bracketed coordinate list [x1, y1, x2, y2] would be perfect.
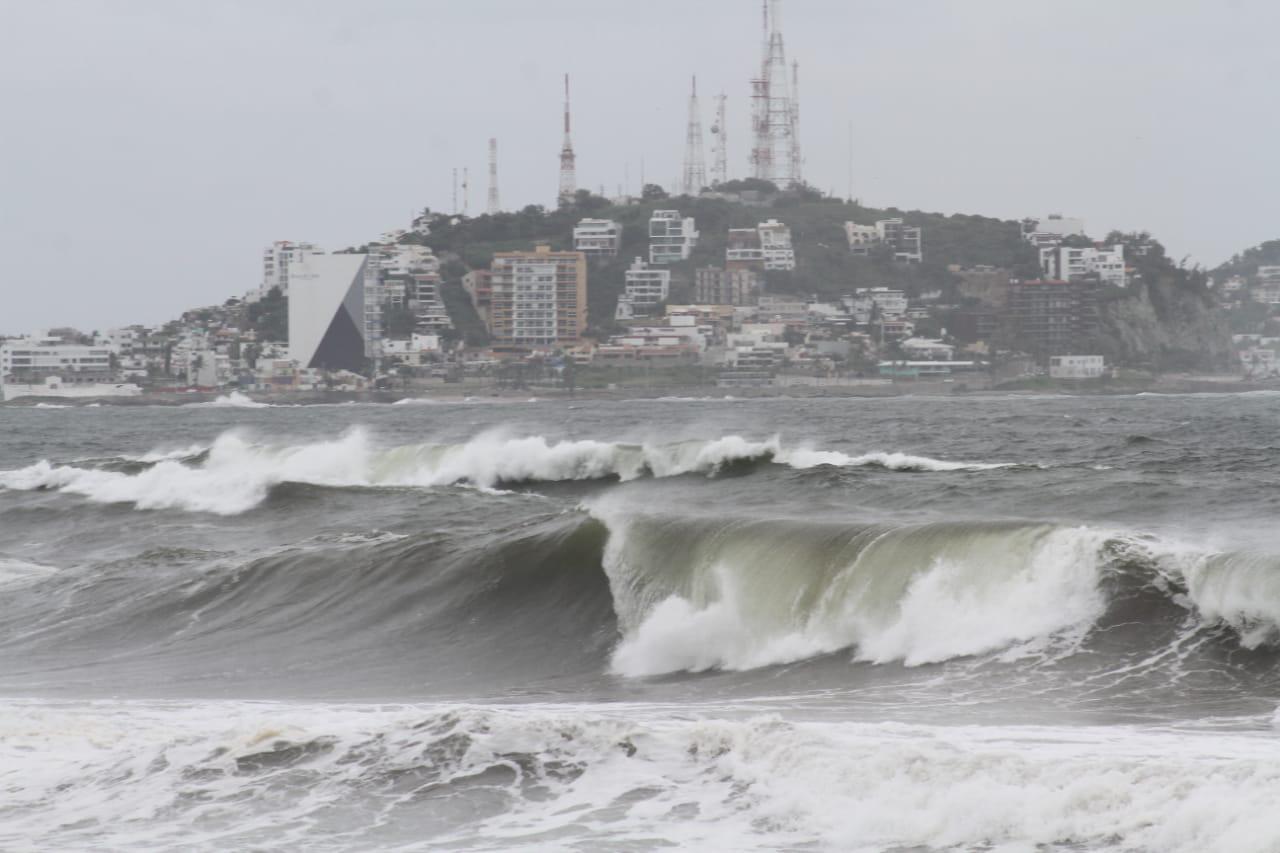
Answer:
[3, 393, 1280, 851]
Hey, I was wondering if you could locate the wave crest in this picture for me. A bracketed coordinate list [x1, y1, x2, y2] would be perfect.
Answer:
[0, 431, 1010, 514]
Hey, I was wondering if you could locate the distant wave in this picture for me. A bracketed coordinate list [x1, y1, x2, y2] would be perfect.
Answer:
[184, 391, 270, 409]
[0, 430, 1016, 514]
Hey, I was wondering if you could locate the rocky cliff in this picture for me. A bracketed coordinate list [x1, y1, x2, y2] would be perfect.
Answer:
[1097, 275, 1232, 371]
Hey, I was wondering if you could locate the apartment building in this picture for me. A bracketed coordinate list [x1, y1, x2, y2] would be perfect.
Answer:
[489, 245, 588, 346]
[0, 335, 114, 384]
[573, 219, 623, 257]
[843, 219, 924, 262]
[1006, 278, 1101, 361]
[758, 219, 796, 271]
[726, 228, 764, 271]
[616, 258, 671, 320]
[876, 219, 923, 263]
[844, 223, 879, 256]
[260, 240, 324, 298]
[649, 210, 698, 264]
[694, 267, 763, 306]
[1039, 245, 1126, 288]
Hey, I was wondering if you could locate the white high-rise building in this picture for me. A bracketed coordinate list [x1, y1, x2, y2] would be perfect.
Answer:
[1040, 245, 1126, 288]
[649, 210, 698, 264]
[288, 255, 368, 372]
[616, 258, 672, 320]
[261, 240, 324, 297]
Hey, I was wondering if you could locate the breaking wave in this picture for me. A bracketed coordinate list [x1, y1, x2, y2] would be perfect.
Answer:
[0, 430, 1014, 514]
[5, 700, 1280, 853]
[5, 500, 1280, 694]
[185, 391, 271, 408]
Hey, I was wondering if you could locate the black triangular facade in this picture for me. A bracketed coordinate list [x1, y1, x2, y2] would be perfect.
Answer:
[309, 304, 364, 371]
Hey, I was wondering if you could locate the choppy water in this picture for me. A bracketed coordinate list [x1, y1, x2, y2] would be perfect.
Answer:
[4, 392, 1280, 851]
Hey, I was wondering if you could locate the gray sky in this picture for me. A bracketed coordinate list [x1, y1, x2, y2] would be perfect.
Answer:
[3, 0, 1278, 333]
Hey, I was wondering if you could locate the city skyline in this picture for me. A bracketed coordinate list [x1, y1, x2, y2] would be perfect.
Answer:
[4, 0, 1280, 331]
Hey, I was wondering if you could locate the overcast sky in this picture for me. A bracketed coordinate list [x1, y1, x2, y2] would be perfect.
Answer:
[3, 0, 1278, 333]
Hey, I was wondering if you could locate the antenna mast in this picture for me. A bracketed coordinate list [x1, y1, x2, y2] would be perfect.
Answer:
[789, 60, 802, 187]
[558, 73, 577, 205]
[710, 92, 728, 186]
[682, 76, 707, 196]
[487, 138, 500, 214]
[462, 167, 470, 216]
[750, 0, 797, 187]
[452, 167, 458, 215]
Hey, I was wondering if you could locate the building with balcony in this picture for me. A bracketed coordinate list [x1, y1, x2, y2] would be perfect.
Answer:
[1006, 278, 1101, 361]
[758, 219, 796, 271]
[489, 245, 588, 346]
[573, 219, 623, 257]
[694, 266, 763, 306]
[1039, 245, 1126, 288]
[876, 218, 923, 263]
[726, 228, 764, 272]
[648, 210, 698, 264]
[260, 240, 324, 298]
[616, 258, 671, 320]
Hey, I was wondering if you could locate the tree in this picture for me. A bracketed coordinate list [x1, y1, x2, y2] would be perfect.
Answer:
[642, 183, 669, 201]
[246, 287, 288, 342]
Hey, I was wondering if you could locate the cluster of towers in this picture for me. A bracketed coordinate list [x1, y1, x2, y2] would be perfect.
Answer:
[678, 0, 802, 196]
[461, 0, 803, 214]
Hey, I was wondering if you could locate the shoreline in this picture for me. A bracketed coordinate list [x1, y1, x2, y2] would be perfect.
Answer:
[1, 374, 1275, 407]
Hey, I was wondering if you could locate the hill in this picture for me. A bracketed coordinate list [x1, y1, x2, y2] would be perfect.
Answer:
[406, 185, 1229, 368]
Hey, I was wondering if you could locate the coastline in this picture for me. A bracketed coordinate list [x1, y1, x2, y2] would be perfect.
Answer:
[1, 373, 1273, 407]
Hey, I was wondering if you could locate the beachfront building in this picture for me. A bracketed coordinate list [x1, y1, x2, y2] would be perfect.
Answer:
[489, 245, 588, 346]
[259, 240, 324, 299]
[287, 254, 369, 372]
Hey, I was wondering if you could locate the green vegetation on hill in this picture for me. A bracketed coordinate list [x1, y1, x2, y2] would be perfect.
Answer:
[408, 186, 1041, 327]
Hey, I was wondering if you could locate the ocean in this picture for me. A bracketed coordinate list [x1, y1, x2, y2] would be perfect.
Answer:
[3, 392, 1280, 851]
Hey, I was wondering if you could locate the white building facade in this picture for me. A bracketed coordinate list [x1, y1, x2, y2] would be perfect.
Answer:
[573, 219, 623, 257]
[649, 210, 698, 264]
[287, 255, 369, 372]
[616, 258, 672, 320]
[260, 240, 324, 298]
[1040, 245, 1126, 287]
[757, 219, 796, 271]
[1049, 355, 1106, 379]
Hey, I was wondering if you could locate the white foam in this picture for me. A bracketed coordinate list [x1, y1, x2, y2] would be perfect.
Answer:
[185, 391, 270, 409]
[0, 429, 1022, 514]
[2, 699, 1278, 852]
[780, 447, 1014, 471]
[607, 519, 1109, 676]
